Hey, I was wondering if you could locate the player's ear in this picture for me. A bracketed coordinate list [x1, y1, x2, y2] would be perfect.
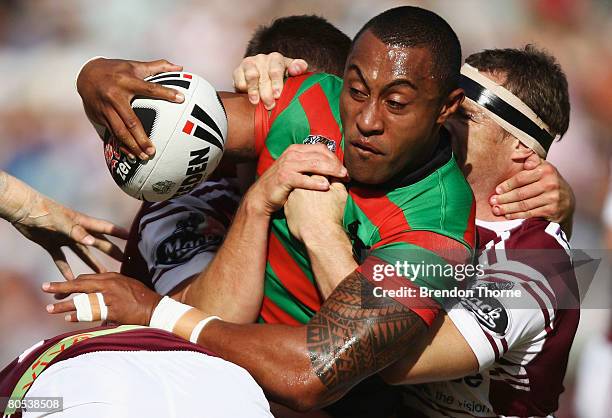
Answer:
[510, 140, 534, 162]
[437, 88, 464, 125]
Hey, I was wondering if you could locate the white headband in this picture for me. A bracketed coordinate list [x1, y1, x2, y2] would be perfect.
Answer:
[459, 63, 559, 158]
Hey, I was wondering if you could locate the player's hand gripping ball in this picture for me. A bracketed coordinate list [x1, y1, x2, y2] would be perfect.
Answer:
[100, 72, 227, 201]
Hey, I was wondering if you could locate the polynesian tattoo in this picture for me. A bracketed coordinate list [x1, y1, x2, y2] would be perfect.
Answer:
[306, 271, 427, 391]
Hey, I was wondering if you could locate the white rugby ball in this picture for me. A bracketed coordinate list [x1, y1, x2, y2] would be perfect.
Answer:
[100, 72, 226, 201]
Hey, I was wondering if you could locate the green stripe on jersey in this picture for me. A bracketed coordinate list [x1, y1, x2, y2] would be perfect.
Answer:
[385, 157, 474, 249]
[370, 242, 459, 306]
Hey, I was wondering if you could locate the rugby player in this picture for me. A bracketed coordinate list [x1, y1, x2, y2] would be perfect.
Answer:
[43, 6, 478, 413]
[45, 4, 572, 414]
[0, 170, 128, 280]
[234, 45, 580, 417]
[384, 46, 580, 417]
[82, 44, 579, 417]
[0, 5, 576, 418]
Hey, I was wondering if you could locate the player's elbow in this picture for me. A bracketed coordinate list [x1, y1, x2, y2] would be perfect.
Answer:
[281, 377, 337, 412]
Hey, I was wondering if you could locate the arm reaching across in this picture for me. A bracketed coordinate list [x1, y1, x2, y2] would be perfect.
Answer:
[179, 144, 346, 322]
[233, 52, 308, 110]
[490, 156, 575, 236]
[62, 144, 347, 324]
[0, 171, 128, 280]
[78, 58, 263, 162]
[44, 269, 428, 411]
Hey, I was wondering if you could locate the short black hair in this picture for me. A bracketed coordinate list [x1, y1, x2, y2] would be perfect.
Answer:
[244, 15, 351, 77]
[466, 45, 570, 138]
[353, 6, 462, 95]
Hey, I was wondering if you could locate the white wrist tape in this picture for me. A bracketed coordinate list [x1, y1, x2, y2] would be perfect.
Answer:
[149, 296, 192, 332]
[189, 316, 221, 343]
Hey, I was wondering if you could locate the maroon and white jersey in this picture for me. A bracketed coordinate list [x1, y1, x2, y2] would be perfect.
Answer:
[0, 326, 216, 413]
[0, 326, 273, 418]
[121, 178, 240, 295]
[402, 218, 580, 417]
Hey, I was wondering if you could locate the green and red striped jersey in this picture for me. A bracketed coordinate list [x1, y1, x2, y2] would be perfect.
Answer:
[253, 73, 476, 326]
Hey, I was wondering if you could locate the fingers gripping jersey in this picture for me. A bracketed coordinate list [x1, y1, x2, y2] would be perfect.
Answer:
[121, 178, 240, 295]
[254, 73, 476, 326]
[402, 219, 580, 417]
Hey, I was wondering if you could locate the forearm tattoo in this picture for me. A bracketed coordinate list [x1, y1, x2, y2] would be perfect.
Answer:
[306, 271, 427, 391]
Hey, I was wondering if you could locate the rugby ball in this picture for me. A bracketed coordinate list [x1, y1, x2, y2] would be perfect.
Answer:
[100, 72, 227, 201]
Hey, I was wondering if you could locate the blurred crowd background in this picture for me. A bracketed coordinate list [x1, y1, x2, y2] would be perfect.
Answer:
[0, 1, 611, 416]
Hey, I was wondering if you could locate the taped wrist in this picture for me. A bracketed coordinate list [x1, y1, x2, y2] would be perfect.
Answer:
[149, 296, 220, 343]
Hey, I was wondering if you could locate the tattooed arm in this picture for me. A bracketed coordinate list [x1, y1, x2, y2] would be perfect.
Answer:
[195, 270, 428, 411]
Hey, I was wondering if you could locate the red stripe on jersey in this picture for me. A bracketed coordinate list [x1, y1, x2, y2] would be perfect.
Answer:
[358, 256, 439, 326]
[254, 101, 270, 156]
[182, 120, 194, 134]
[256, 144, 276, 177]
[254, 74, 310, 153]
[267, 232, 322, 312]
[269, 74, 311, 125]
[183, 74, 192, 79]
[350, 187, 410, 239]
[298, 83, 344, 161]
[373, 230, 470, 265]
[464, 200, 477, 247]
[260, 296, 301, 326]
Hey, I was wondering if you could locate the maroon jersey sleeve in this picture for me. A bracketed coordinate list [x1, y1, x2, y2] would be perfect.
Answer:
[119, 179, 240, 295]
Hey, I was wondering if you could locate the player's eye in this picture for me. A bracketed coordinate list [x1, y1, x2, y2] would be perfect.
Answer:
[350, 87, 367, 100]
[386, 100, 406, 111]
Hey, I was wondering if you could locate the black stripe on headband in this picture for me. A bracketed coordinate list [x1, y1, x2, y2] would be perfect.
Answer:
[459, 75, 554, 151]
